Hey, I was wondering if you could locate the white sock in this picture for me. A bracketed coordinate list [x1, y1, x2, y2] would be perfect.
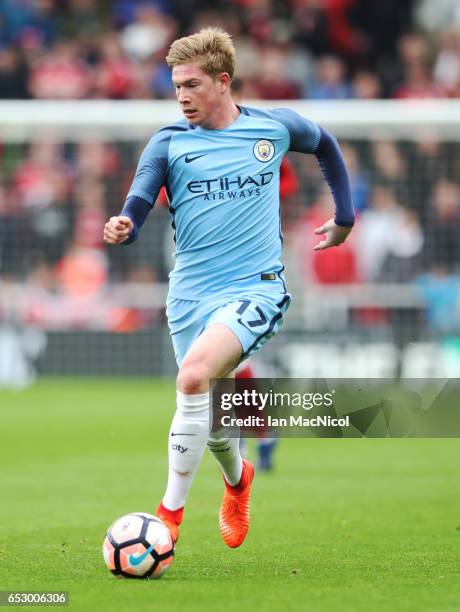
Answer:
[207, 430, 243, 486]
[162, 391, 209, 511]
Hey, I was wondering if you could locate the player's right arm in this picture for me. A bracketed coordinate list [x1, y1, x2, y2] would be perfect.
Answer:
[103, 126, 176, 246]
[103, 215, 134, 244]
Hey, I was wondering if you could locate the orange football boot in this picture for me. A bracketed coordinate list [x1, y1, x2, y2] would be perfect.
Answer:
[156, 503, 182, 544]
[219, 459, 255, 548]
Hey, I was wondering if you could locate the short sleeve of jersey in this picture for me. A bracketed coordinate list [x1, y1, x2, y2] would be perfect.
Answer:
[127, 122, 186, 205]
[268, 108, 321, 154]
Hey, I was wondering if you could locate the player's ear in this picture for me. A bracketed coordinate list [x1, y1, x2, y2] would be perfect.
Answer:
[218, 72, 231, 92]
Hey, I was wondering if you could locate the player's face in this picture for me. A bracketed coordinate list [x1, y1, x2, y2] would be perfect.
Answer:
[172, 64, 225, 127]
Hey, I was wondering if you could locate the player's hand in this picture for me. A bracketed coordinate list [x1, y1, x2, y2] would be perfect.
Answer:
[313, 218, 352, 251]
[103, 216, 133, 245]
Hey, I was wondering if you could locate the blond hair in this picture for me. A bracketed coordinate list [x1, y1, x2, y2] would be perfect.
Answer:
[166, 28, 236, 78]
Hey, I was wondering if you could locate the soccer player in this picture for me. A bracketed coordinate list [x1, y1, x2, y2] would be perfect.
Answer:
[103, 28, 354, 548]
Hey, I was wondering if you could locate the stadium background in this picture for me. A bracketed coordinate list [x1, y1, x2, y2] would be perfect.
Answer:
[1, 3, 459, 611]
[0, 0, 460, 385]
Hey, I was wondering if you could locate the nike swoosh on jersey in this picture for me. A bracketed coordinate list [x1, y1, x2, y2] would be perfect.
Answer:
[185, 153, 206, 163]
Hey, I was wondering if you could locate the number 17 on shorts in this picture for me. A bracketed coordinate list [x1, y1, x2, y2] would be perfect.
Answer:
[208, 293, 291, 360]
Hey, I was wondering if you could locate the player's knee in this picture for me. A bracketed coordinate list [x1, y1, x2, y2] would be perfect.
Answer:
[176, 362, 209, 394]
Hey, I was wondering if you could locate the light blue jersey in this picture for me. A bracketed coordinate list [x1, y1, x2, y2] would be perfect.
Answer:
[127, 106, 321, 300]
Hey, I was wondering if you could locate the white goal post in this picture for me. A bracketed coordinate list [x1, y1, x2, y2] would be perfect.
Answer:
[1, 99, 460, 141]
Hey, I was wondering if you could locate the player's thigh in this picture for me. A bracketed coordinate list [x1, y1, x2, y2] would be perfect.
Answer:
[167, 297, 242, 377]
[180, 322, 243, 380]
[207, 292, 291, 361]
[169, 291, 291, 379]
[166, 296, 205, 367]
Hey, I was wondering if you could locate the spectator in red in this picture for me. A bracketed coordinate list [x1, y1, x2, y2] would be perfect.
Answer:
[323, 0, 367, 60]
[94, 32, 139, 99]
[254, 47, 302, 99]
[28, 39, 92, 99]
[12, 140, 72, 211]
[295, 186, 359, 285]
[393, 61, 447, 99]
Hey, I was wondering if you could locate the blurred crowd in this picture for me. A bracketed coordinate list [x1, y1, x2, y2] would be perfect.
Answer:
[293, 137, 460, 334]
[0, 136, 170, 330]
[1, 0, 460, 101]
[0, 132, 459, 333]
[1, 0, 460, 335]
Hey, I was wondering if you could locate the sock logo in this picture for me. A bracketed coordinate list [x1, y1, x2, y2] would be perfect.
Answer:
[172, 444, 188, 454]
[171, 432, 196, 437]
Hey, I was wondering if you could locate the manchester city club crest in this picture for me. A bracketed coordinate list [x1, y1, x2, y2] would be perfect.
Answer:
[253, 139, 275, 162]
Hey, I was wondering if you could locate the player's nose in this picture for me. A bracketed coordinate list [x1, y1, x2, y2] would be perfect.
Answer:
[178, 89, 190, 103]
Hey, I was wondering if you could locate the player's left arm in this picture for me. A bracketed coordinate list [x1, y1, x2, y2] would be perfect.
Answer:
[270, 108, 355, 250]
[311, 126, 354, 251]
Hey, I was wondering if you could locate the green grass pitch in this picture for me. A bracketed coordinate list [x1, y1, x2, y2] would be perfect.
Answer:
[0, 379, 459, 611]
